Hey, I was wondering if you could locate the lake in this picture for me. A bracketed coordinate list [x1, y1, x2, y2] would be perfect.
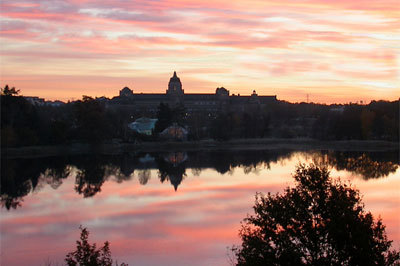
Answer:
[1, 149, 399, 266]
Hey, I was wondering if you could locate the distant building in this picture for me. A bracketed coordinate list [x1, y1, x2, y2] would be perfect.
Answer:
[46, 100, 65, 107]
[110, 71, 277, 114]
[128, 117, 158, 135]
[24, 96, 65, 107]
[330, 106, 345, 113]
[167, 71, 184, 96]
[24, 96, 45, 106]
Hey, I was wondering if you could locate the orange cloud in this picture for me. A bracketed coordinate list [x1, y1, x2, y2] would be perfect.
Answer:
[1, 0, 399, 103]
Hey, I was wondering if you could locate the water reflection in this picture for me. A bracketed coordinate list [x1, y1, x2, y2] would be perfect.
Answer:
[314, 151, 398, 179]
[1, 150, 398, 210]
[1, 150, 399, 266]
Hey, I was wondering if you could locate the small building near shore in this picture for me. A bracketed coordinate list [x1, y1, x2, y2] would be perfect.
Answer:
[128, 117, 158, 135]
[159, 123, 188, 141]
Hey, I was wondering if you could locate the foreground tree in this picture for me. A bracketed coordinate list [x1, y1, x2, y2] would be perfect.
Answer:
[66, 226, 128, 266]
[232, 164, 400, 266]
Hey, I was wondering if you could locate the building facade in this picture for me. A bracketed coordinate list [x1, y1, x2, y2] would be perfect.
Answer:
[110, 71, 277, 114]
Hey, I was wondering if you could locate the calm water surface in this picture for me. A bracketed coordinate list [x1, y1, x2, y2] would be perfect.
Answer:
[1, 150, 399, 266]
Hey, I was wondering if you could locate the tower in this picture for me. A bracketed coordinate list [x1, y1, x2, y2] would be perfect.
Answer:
[166, 71, 184, 96]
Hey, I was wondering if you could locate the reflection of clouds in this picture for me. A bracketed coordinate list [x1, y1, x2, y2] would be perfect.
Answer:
[191, 168, 202, 176]
[1, 151, 399, 265]
[39, 165, 73, 190]
[137, 169, 151, 185]
[242, 162, 264, 175]
[0, 167, 290, 265]
[1, 150, 397, 209]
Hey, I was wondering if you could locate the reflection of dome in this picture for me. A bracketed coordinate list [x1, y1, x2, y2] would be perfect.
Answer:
[157, 152, 187, 191]
[168, 174, 183, 191]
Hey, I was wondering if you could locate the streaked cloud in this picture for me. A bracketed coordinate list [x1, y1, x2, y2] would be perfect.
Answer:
[1, 0, 399, 103]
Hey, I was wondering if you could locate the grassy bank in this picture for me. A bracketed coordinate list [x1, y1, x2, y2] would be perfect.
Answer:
[2, 138, 399, 159]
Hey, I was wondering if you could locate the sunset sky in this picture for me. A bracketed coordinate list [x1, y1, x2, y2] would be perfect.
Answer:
[1, 0, 399, 103]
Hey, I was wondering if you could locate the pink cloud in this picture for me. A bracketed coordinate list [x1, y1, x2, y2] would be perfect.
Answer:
[1, 0, 399, 103]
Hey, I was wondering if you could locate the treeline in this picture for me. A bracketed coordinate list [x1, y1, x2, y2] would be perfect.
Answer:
[1, 85, 398, 147]
[1, 92, 126, 147]
[211, 100, 398, 141]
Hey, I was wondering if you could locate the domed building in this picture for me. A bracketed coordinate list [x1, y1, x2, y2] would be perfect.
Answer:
[167, 71, 184, 96]
[119, 87, 133, 97]
[111, 71, 277, 115]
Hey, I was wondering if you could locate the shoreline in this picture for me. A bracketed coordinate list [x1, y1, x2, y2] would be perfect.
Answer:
[2, 139, 399, 159]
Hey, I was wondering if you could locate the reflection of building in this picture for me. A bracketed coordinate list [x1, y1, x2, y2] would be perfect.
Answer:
[163, 152, 188, 166]
[159, 152, 188, 191]
[168, 172, 183, 191]
[110, 71, 277, 114]
[139, 154, 155, 163]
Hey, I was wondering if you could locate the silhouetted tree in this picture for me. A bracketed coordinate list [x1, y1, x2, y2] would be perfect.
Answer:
[1, 87, 41, 147]
[1, 85, 20, 96]
[154, 102, 187, 135]
[211, 113, 234, 140]
[50, 119, 71, 144]
[65, 226, 128, 266]
[232, 164, 400, 266]
[154, 102, 173, 134]
[72, 96, 114, 143]
[171, 103, 187, 126]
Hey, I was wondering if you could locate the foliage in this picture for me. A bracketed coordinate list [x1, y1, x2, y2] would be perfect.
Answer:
[72, 96, 114, 143]
[65, 226, 128, 266]
[1, 84, 20, 96]
[232, 164, 400, 266]
[154, 102, 173, 134]
[1, 88, 41, 147]
[154, 102, 187, 135]
[211, 113, 234, 140]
